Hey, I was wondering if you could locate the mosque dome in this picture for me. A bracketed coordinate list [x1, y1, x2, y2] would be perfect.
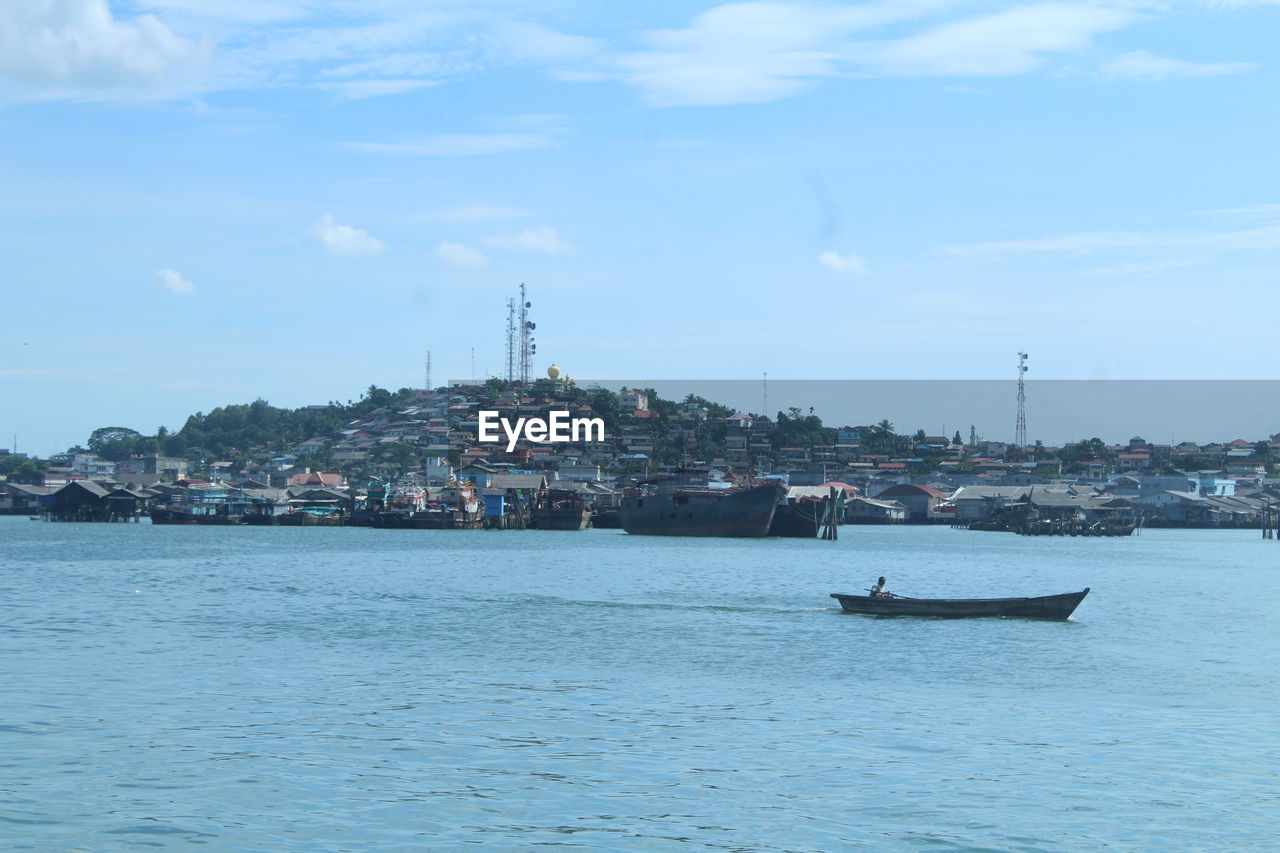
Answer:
[547, 364, 561, 379]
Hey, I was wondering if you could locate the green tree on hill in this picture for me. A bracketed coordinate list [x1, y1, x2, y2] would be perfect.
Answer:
[589, 389, 621, 433]
[642, 388, 678, 422]
[682, 394, 734, 420]
[771, 407, 831, 450]
[1059, 438, 1113, 472]
[862, 420, 907, 456]
[0, 456, 46, 485]
[86, 426, 156, 460]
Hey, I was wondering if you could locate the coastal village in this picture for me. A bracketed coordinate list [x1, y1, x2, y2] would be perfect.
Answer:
[4, 287, 1279, 533]
[4, 374, 1280, 533]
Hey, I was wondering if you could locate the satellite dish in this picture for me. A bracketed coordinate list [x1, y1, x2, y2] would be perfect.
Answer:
[525, 302, 531, 308]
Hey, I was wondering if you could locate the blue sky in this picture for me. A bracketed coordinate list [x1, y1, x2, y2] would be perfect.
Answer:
[1, 0, 1278, 454]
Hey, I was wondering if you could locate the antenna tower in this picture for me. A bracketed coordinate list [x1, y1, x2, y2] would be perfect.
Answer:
[504, 298, 517, 383]
[517, 282, 536, 386]
[762, 372, 768, 418]
[1015, 352, 1029, 447]
[424, 351, 432, 392]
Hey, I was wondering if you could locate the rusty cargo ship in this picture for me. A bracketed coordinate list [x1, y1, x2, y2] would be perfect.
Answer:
[618, 473, 785, 537]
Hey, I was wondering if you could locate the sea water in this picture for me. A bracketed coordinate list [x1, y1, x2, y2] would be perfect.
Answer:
[2, 517, 1277, 851]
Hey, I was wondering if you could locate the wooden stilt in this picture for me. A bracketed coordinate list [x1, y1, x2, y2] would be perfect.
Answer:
[820, 486, 839, 540]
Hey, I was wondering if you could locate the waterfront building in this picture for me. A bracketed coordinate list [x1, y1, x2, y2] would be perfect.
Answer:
[0, 483, 56, 515]
[874, 483, 950, 522]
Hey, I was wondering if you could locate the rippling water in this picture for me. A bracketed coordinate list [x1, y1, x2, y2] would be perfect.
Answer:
[2, 517, 1277, 850]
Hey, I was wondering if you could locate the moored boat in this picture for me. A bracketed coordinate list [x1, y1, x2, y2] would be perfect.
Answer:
[531, 489, 591, 530]
[149, 507, 199, 525]
[276, 506, 344, 526]
[768, 493, 836, 538]
[830, 588, 1089, 620]
[590, 509, 622, 529]
[150, 505, 238, 525]
[619, 474, 785, 538]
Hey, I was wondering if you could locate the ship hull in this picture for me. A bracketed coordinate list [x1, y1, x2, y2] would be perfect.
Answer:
[150, 507, 238, 525]
[619, 483, 783, 538]
[768, 501, 827, 538]
[532, 507, 591, 530]
[590, 510, 622, 529]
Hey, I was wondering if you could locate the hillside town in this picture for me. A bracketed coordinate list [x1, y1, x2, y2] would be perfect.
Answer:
[4, 372, 1280, 532]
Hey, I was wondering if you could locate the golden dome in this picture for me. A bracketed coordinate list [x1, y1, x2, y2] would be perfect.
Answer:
[547, 364, 561, 379]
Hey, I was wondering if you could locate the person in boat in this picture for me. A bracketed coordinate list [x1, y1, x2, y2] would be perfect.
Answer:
[869, 577, 891, 598]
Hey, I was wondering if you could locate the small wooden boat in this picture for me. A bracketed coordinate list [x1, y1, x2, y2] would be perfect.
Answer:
[830, 588, 1089, 620]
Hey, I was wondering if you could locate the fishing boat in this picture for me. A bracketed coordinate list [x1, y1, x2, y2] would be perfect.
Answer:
[369, 481, 484, 530]
[830, 588, 1089, 620]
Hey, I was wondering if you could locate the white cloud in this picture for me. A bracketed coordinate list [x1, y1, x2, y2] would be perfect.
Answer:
[1100, 50, 1254, 81]
[483, 225, 571, 254]
[616, 2, 917, 106]
[489, 21, 603, 62]
[1080, 257, 1209, 277]
[319, 52, 456, 81]
[219, 11, 454, 71]
[202, 11, 599, 99]
[321, 78, 439, 100]
[1, 2, 1172, 109]
[940, 220, 1280, 260]
[943, 231, 1164, 256]
[549, 69, 617, 83]
[819, 251, 868, 274]
[1195, 203, 1280, 221]
[863, 3, 1138, 77]
[310, 214, 386, 257]
[156, 267, 195, 295]
[345, 132, 556, 156]
[0, 0, 203, 101]
[137, 0, 309, 25]
[599, 2, 1157, 106]
[434, 241, 488, 268]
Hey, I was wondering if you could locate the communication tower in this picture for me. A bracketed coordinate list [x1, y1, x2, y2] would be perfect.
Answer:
[518, 282, 536, 386]
[504, 298, 517, 383]
[1015, 352, 1029, 447]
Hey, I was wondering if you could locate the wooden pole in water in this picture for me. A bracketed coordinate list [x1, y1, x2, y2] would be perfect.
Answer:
[833, 486, 839, 540]
[820, 486, 839, 540]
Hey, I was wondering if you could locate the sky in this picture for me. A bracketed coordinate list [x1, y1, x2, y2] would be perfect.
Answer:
[1, 0, 1278, 455]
